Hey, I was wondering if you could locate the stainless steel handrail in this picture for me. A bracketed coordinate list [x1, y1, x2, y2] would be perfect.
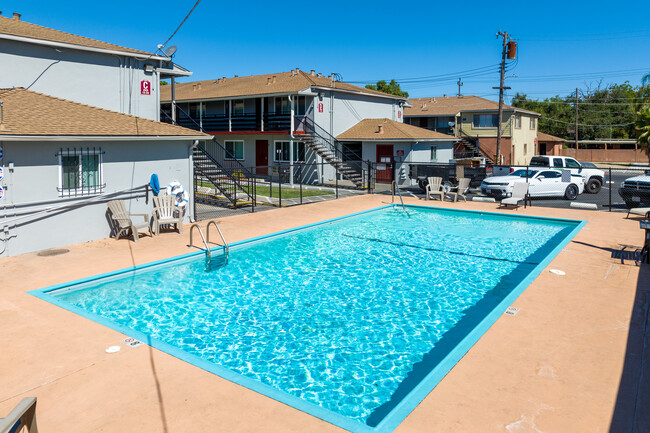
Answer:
[206, 220, 229, 262]
[189, 224, 211, 264]
[392, 180, 405, 210]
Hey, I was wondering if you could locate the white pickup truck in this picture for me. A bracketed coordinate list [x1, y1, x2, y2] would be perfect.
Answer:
[529, 156, 606, 193]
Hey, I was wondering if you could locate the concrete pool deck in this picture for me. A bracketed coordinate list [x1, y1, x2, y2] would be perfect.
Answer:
[0, 195, 647, 433]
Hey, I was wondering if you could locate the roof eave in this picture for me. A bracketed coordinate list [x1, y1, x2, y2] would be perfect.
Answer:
[0, 33, 165, 60]
[0, 135, 209, 141]
[310, 85, 407, 102]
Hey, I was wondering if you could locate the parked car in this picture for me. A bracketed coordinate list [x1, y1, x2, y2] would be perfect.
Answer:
[481, 169, 585, 200]
[529, 156, 605, 193]
[618, 172, 650, 208]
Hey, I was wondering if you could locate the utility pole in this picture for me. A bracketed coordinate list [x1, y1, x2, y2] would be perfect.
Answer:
[457, 78, 463, 97]
[574, 88, 579, 150]
[493, 31, 513, 164]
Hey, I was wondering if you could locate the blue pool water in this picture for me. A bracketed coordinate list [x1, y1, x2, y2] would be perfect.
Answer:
[40, 206, 582, 431]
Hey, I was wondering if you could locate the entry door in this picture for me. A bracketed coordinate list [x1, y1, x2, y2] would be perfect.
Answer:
[255, 140, 268, 174]
[376, 144, 394, 183]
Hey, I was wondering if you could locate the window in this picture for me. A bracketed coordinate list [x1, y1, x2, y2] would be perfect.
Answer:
[274, 141, 305, 162]
[524, 143, 528, 155]
[232, 100, 244, 116]
[224, 140, 244, 160]
[472, 114, 499, 128]
[530, 117, 536, 129]
[514, 115, 521, 129]
[275, 97, 291, 114]
[430, 146, 437, 161]
[553, 158, 564, 167]
[565, 158, 581, 168]
[58, 148, 103, 196]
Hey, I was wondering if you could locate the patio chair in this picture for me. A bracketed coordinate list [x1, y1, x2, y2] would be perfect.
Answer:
[447, 178, 471, 203]
[626, 206, 650, 219]
[426, 176, 444, 201]
[0, 397, 38, 433]
[107, 200, 151, 242]
[152, 195, 184, 235]
[499, 182, 528, 209]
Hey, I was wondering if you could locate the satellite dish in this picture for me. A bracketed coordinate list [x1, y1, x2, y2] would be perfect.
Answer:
[163, 45, 178, 57]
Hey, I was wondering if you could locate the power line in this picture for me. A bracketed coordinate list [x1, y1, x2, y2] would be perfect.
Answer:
[159, 0, 202, 49]
[540, 116, 634, 127]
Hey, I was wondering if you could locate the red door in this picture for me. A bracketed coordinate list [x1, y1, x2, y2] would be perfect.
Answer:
[376, 144, 394, 183]
[255, 140, 268, 174]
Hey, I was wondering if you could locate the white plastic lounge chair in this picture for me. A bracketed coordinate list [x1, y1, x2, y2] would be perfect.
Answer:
[500, 182, 528, 209]
[107, 200, 151, 242]
[153, 195, 184, 235]
[626, 206, 650, 219]
[447, 178, 471, 202]
[426, 176, 444, 201]
[0, 397, 38, 433]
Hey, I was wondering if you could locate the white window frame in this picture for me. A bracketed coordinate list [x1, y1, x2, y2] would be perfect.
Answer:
[530, 117, 536, 129]
[224, 140, 245, 160]
[514, 114, 521, 129]
[273, 140, 305, 162]
[57, 148, 104, 197]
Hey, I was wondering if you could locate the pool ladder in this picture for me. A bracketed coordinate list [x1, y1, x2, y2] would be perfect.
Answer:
[189, 221, 229, 269]
[391, 181, 405, 210]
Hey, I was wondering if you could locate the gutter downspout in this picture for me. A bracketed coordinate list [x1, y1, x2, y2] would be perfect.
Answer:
[171, 76, 177, 124]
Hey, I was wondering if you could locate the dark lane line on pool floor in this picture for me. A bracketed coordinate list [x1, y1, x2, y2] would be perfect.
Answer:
[341, 234, 541, 265]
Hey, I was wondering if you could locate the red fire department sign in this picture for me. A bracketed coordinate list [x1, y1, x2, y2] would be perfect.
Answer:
[318, 102, 324, 113]
[141, 80, 151, 95]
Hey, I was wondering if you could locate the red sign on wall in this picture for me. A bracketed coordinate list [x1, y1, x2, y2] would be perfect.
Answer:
[397, 110, 402, 119]
[318, 102, 324, 113]
[141, 80, 151, 95]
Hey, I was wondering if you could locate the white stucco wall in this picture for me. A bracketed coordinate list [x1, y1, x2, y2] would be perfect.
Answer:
[0, 139, 195, 257]
[313, 91, 403, 137]
[0, 39, 162, 120]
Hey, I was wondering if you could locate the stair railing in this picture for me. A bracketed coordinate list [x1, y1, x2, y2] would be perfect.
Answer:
[301, 117, 368, 188]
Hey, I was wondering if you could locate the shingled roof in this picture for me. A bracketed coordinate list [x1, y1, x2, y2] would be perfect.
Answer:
[160, 70, 408, 102]
[405, 95, 539, 117]
[337, 118, 455, 141]
[0, 88, 208, 138]
[537, 132, 566, 142]
[0, 14, 156, 57]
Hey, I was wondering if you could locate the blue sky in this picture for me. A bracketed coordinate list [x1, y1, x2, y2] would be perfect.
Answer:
[6, 0, 650, 101]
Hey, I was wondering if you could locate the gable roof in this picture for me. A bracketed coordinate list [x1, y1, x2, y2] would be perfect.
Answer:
[0, 88, 208, 138]
[336, 118, 455, 141]
[0, 15, 158, 58]
[160, 70, 407, 102]
[405, 95, 539, 117]
[537, 132, 566, 142]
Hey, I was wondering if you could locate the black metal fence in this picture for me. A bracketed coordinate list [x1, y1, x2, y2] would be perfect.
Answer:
[194, 161, 374, 221]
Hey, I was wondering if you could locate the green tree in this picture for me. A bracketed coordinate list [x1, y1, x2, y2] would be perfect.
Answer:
[365, 80, 409, 98]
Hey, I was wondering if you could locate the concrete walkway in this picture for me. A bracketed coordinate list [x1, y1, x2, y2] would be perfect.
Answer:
[0, 195, 647, 433]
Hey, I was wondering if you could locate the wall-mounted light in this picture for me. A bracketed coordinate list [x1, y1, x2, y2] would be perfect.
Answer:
[143, 64, 155, 74]
[318, 92, 324, 101]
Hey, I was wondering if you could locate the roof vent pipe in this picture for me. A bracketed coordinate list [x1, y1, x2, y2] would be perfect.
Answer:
[13, 12, 21, 20]
[378, 125, 384, 134]
[290, 69, 295, 75]
[311, 69, 315, 76]
[234, 75, 238, 78]
[266, 77, 271, 85]
[296, 67, 300, 73]
[272, 75, 276, 83]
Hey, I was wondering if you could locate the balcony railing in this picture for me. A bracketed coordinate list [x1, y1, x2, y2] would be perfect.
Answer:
[163, 112, 295, 133]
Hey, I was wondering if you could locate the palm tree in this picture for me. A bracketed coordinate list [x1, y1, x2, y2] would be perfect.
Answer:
[636, 73, 650, 159]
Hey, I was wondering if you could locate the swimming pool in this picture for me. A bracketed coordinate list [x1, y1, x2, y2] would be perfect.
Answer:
[32, 205, 584, 432]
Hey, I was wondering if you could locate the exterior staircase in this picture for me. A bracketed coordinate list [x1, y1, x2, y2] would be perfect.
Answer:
[455, 134, 496, 165]
[299, 134, 364, 188]
[300, 117, 368, 189]
[193, 142, 255, 208]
